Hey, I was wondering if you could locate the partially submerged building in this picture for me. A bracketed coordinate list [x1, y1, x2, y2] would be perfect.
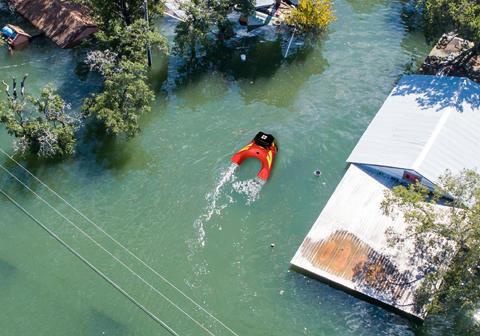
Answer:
[1, 24, 31, 48]
[349, 75, 480, 191]
[7, 0, 97, 48]
[291, 74, 480, 319]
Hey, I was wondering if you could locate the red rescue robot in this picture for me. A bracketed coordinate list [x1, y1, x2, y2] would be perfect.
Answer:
[231, 132, 278, 181]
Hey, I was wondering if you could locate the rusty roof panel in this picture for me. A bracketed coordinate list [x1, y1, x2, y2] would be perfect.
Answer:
[291, 164, 445, 319]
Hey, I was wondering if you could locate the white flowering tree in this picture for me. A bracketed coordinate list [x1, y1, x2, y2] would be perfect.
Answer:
[0, 75, 82, 157]
[81, 20, 167, 138]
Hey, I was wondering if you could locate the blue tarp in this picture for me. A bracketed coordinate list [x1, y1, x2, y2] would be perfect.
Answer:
[2, 25, 14, 37]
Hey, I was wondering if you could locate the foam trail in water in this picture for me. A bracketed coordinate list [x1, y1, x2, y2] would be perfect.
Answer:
[189, 163, 266, 254]
[232, 177, 266, 205]
[203, 163, 238, 222]
[189, 163, 238, 252]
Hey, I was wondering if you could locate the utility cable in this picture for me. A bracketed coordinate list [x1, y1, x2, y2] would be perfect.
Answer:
[0, 163, 216, 336]
[0, 187, 179, 336]
[0, 147, 239, 336]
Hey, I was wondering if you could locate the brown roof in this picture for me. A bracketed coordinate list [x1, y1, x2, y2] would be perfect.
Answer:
[9, 0, 96, 48]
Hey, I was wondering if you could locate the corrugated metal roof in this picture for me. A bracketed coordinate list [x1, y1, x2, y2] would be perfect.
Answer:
[347, 75, 480, 184]
[291, 164, 446, 319]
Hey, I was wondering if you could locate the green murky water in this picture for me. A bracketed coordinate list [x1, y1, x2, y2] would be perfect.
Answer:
[0, 0, 451, 335]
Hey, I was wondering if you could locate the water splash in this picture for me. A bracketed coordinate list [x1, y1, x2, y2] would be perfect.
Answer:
[188, 162, 266, 253]
[232, 177, 266, 205]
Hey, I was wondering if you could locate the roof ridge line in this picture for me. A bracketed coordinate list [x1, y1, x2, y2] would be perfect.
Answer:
[412, 77, 467, 171]
[412, 105, 454, 172]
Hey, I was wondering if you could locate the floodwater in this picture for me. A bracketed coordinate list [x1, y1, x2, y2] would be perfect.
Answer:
[0, 0, 454, 335]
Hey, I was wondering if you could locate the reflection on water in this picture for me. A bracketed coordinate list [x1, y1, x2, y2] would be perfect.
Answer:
[166, 31, 328, 109]
[0, 258, 16, 287]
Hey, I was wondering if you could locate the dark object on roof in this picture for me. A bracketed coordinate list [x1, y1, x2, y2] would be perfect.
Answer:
[7, 0, 97, 49]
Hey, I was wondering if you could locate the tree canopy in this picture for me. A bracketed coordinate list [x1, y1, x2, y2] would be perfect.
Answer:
[418, 0, 480, 43]
[0, 75, 81, 157]
[94, 17, 168, 58]
[74, 0, 166, 33]
[81, 10, 167, 138]
[381, 169, 480, 330]
[81, 50, 155, 138]
[173, 0, 240, 58]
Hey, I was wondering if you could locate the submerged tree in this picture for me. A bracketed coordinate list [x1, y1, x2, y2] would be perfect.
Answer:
[95, 18, 168, 62]
[81, 50, 154, 138]
[173, 0, 234, 58]
[74, 0, 166, 34]
[283, 0, 337, 34]
[0, 75, 82, 157]
[173, 0, 256, 58]
[81, 20, 167, 138]
[381, 169, 480, 330]
[71, 0, 168, 139]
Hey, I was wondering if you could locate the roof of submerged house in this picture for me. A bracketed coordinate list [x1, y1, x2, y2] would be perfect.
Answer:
[292, 74, 480, 320]
[347, 75, 480, 184]
[9, 0, 96, 48]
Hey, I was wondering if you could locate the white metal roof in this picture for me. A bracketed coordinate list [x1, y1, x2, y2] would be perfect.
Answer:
[347, 75, 480, 185]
